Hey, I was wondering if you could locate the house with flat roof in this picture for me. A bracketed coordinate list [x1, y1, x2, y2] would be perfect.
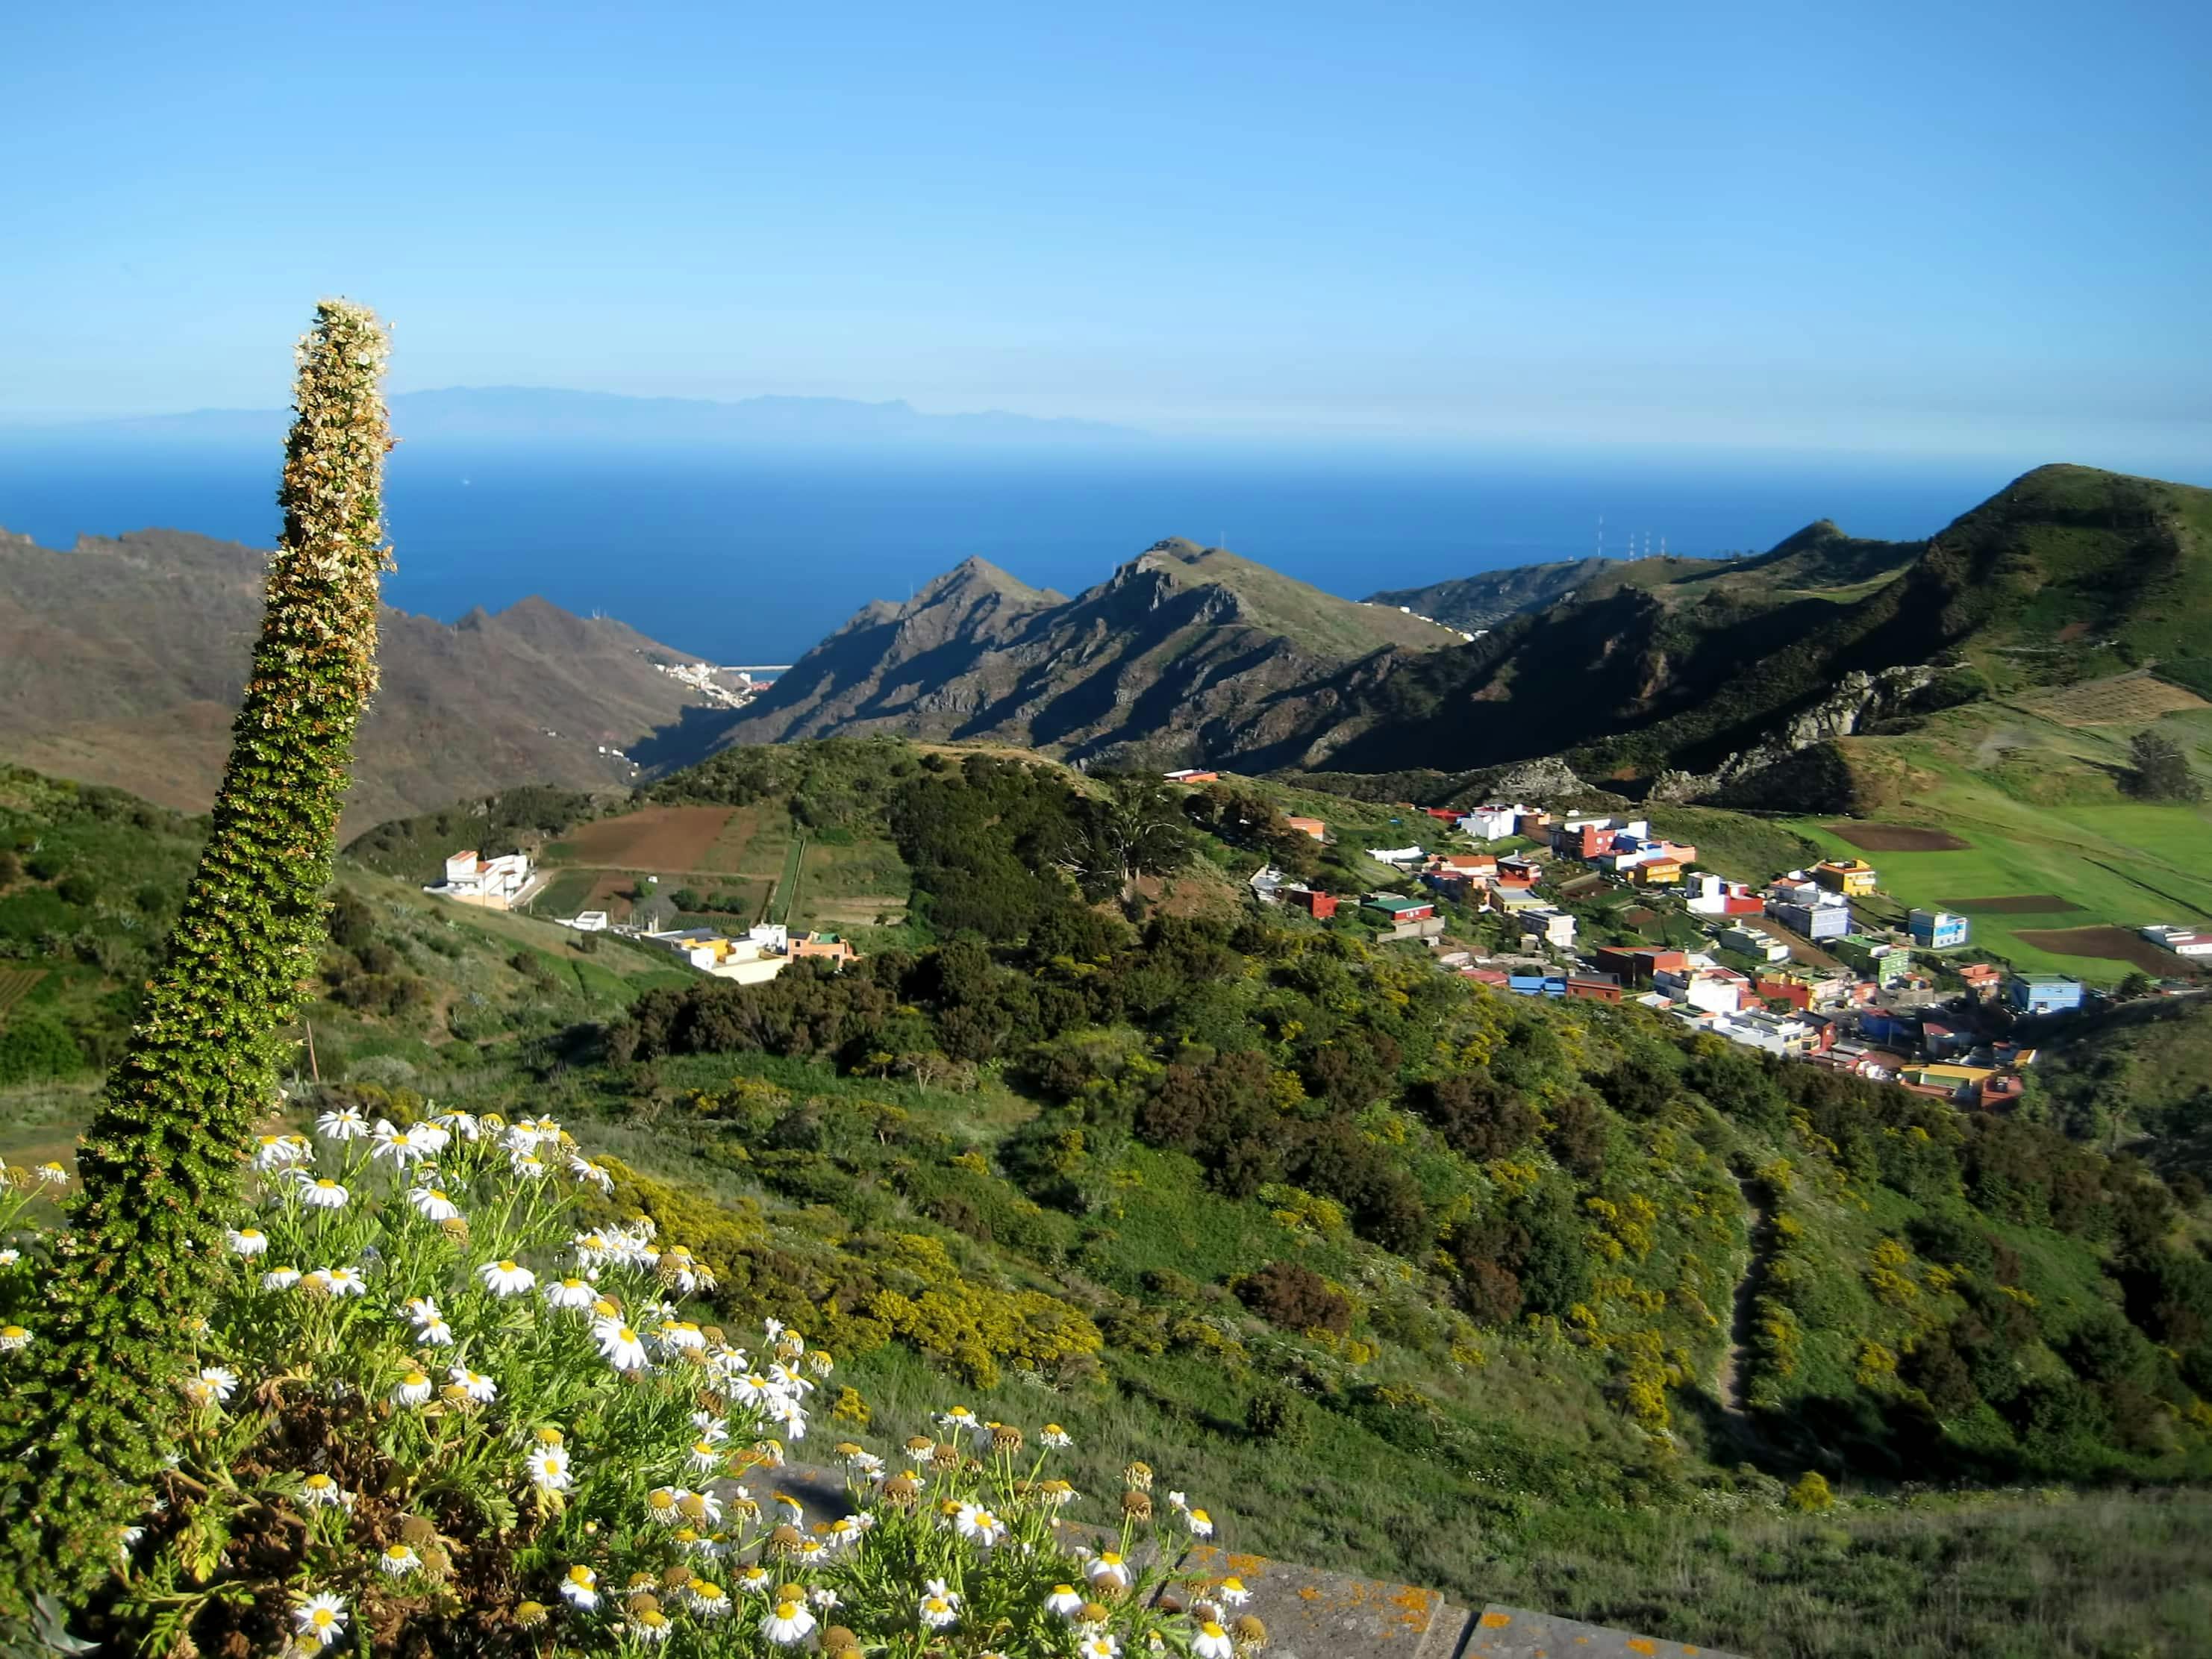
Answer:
[1909, 908, 1971, 949]
[1813, 857, 1878, 896]
[2007, 975, 2084, 1016]
[430, 849, 534, 910]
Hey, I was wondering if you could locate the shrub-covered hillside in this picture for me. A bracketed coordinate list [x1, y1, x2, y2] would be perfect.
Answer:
[496, 747, 2208, 1655]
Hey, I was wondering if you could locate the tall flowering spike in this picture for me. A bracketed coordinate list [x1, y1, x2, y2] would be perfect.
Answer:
[0, 301, 392, 1605]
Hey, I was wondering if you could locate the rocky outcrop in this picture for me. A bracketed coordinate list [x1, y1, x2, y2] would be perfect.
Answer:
[1646, 666, 1937, 802]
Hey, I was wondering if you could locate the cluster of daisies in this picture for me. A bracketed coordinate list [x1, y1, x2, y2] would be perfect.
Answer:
[80, 1103, 1261, 1656]
[538, 1414, 1263, 1657]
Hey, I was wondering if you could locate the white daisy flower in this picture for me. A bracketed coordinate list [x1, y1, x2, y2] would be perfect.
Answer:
[509, 1151, 549, 1181]
[687, 1438, 725, 1474]
[653, 1319, 706, 1354]
[1078, 1637, 1121, 1659]
[261, 1266, 302, 1291]
[1184, 1505, 1216, 1537]
[293, 1174, 350, 1210]
[181, 1366, 239, 1409]
[1045, 1584, 1085, 1617]
[919, 1579, 960, 1630]
[525, 1444, 573, 1492]
[759, 1599, 815, 1646]
[1214, 1576, 1252, 1607]
[644, 1487, 685, 1525]
[293, 1591, 349, 1648]
[687, 1580, 731, 1619]
[1087, 1552, 1131, 1591]
[376, 1543, 422, 1578]
[391, 1369, 434, 1408]
[478, 1260, 536, 1297]
[446, 1365, 497, 1404]
[594, 1319, 649, 1373]
[251, 1135, 309, 1171]
[1194, 1622, 1234, 1659]
[954, 1504, 1005, 1547]
[403, 1295, 442, 1326]
[369, 1120, 435, 1168]
[558, 1565, 599, 1610]
[226, 1227, 270, 1257]
[418, 1317, 455, 1346]
[0, 1324, 32, 1354]
[314, 1107, 368, 1143]
[736, 1565, 772, 1593]
[325, 1267, 367, 1298]
[628, 1610, 672, 1643]
[1040, 1422, 1073, 1448]
[568, 1155, 615, 1194]
[298, 1472, 351, 1510]
[543, 1275, 596, 1311]
[0, 1249, 19, 1269]
[407, 1186, 461, 1222]
[432, 1109, 481, 1141]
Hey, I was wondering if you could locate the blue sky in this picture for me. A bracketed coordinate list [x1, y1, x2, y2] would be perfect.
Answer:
[3, 0, 2208, 461]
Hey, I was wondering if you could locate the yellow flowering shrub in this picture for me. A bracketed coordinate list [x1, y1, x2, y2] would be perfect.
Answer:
[863, 1234, 1103, 1388]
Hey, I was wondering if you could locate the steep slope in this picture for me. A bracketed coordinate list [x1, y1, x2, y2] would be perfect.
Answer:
[1221, 466, 2211, 787]
[0, 525, 726, 828]
[704, 538, 1461, 763]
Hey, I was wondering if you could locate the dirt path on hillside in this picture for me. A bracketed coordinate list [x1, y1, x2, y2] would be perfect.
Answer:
[1716, 1176, 1769, 1419]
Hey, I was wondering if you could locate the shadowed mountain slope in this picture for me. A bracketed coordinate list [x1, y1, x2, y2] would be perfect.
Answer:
[704, 538, 1463, 763]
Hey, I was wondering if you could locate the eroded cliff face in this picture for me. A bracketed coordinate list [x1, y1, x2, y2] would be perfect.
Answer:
[1646, 666, 1939, 803]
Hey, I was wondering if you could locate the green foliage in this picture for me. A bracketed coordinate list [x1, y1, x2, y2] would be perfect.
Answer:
[2124, 731, 2204, 802]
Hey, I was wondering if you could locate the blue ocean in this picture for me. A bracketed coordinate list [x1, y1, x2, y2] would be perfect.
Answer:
[0, 442, 2063, 663]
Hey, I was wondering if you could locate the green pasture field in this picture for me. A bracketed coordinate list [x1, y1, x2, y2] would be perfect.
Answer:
[1787, 792, 2212, 982]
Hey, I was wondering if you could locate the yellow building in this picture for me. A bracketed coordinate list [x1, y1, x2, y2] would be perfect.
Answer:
[1813, 857, 1878, 896]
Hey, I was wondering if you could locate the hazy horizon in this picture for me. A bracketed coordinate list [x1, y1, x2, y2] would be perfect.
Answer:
[4, 2, 2207, 461]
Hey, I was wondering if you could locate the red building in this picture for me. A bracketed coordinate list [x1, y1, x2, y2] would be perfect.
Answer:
[1565, 974, 1625, 1004]
[1594, 946, 1688, 986]
[1285, 887, 1338, 919]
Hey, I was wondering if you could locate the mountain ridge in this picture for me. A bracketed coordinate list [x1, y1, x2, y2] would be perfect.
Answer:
[714, 464, 2208, 799]
[10, 386, 1152, 449]
[0, 525, 732, 828]
[696, 537, 1462, 763]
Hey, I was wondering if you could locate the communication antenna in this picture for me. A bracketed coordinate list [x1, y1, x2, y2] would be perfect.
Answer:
[1596, 514, 1604, 557]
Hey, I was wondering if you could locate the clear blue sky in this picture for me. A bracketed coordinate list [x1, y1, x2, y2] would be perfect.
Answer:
[4, 0, 2208, 461]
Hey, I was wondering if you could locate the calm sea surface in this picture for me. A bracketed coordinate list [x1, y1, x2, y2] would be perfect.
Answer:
[0, 443, 2046, 661]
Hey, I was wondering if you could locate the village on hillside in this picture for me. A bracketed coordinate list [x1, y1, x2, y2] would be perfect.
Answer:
[1222, 789, 2211, 1113]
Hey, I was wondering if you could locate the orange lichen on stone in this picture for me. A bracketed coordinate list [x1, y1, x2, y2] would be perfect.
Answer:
[1627, 1642, 1657, 1655]
[1481, 1611, 1514, 1628]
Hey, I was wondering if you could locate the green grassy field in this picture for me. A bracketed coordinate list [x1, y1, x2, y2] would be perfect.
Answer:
[1783, 691, 2212, 981]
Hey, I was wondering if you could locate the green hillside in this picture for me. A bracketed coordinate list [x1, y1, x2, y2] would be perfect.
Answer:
[9, 746, 2212, 1657]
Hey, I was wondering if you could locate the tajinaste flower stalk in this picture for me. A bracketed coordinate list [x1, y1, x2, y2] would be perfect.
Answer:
[0, 301, 393, 1607]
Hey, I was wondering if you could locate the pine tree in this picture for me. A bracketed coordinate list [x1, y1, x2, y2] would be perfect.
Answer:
[0, 302, 391, 1604]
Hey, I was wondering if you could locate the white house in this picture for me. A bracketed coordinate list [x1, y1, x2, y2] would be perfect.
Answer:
[563, 910, 609, 933]
[431, 849, 534, 910]
[2142, 924, 2212, 958]
[1518, 907, 1578, 952]
[1719, 924, 1792, 963]
[645, 925, 791, 984]
[1459, 804, 1527, 841]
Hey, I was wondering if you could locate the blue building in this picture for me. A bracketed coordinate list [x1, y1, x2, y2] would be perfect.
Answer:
[1908, 908, 1970, 949]
[2007, 975, 2083, 1016]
